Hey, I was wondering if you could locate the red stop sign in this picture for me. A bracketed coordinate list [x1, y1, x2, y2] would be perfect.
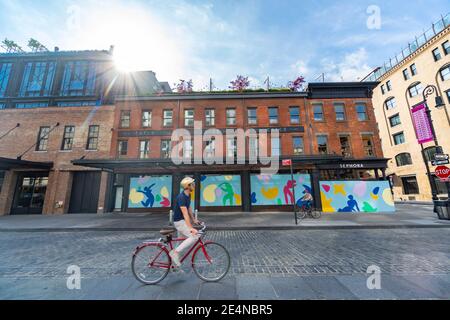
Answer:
[435, 166, 450, 181]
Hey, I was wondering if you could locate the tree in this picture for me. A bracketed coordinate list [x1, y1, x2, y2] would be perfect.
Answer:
[1, 38, 24, 53]
[175, 79, 193, 94]
[287, 76, 306, 92]
[229, 75, 250, 92]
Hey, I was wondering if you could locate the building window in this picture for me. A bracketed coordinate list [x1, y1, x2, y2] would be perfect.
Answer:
[339, 135, 352, 158]
[423, 146, 438, 162]
[443, 41, 450, 55]
[401, 176, 419, 195]
[395, 153, 413, 166]
[292, 136, 304, 155]
[385, 97, 397, 110]
[389, 114, 401, 127]
[57, 101, 96, 107]
[160, 139, 171, 159]
[36, 126, 50, 151]
[19, 61, 56, 97]
[386, 80, 392, 91]
[61, 126, 75, 151]
[289, 106, 300, 124]
[317, 135, 328, 154]
[271, 136, 280, 156]
[0, 170, 4, 194]
[183, 140, 193, 159]
[393, 132, 405, 145]
[227, 137, 237, 158]
[163, 110, 173, 127]
[410, 63, 418, 76]
[139, 140, 150, 159]
[205, 138, 215, 158]
[247, 108, 257, 125]
[118, 140, 128, 157]
[433, 175, 448, 195]
[432, 48, 442, 61]
[184, 109, 194, 127]
[205, 109, 215, 126]
[439, 66, 450, 81]
[381, 85, 386, 95]
[269, 107, 278, 124]
[120, 110, 130, 128]
[446, 90, 450, 104]
[356, 104, 368, 121]
[0, 103, 5, 109]
[249, 137, 258, 159]
[334, 103, 345, 121]
[60, 61, 97, 96]
[226, 108, 236, 125]
[0, 63, 12, 98]
[15, 102, 49, 109]
[408, 83, 422, 97]
[142, 110, 152, 128]
[86, 125, 99, 150]
[313, 104, 324, 121]
[402, 69, 411, 80]
[362, 135, 375, 157]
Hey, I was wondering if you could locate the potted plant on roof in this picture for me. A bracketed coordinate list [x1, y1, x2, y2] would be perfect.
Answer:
[287, 76, 306, 92]
[229, 75, 250, 92]
[175, 79, 193, 94]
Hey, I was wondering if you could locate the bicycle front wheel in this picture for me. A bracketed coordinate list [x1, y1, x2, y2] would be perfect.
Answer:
[311, 209, 322, 219]
[132, 243, 170, 285]
[192, 242, 230, 282]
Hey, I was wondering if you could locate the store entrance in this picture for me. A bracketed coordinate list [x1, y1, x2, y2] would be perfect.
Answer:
[11, 173, 49, 215]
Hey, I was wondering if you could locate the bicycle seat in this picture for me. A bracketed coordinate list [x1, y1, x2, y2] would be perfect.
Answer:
[160, 228, 176, 236]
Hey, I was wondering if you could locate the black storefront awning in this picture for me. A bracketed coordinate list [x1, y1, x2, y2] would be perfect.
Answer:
[0, 157, 54, 170]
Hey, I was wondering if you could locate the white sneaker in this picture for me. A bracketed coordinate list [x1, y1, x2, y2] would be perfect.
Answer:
[169, 250, 181, 267]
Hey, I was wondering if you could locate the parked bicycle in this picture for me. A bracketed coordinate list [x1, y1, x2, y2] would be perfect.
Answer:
[297, 203, 322, 219]
[131, 223, 231, 285]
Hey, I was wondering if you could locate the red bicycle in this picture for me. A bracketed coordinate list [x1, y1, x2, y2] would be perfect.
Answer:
[131, 223, 231, 285]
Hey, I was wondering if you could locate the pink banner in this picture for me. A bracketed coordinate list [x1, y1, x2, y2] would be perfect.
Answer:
[411, 103, 434, 144]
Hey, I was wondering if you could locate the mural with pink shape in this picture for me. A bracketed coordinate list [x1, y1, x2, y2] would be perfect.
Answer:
[128, 175, 172, 208]
[319, 181, 395, 213]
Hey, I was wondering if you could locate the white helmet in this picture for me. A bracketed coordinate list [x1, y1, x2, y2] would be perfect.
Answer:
[180, 177, 195, 189]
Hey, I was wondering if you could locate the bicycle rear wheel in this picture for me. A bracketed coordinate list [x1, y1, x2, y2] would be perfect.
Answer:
[192, 242, 230, 282]
[297, 208, 307, 219]
[132, 243, 170, 285]
[311, 208, 322, 219]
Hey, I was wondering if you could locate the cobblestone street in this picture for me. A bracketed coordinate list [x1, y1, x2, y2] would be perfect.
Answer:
[0, 228, 449, 299]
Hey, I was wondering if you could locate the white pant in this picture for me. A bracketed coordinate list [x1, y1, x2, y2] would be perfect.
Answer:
[174, 220, 200, 254]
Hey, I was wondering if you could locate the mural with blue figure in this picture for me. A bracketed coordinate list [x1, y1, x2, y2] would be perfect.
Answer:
[128, 175, 172, 208]
[250, 174, 312, 206]
[319, 181, 395, 213]
[200, 175, 242, 207]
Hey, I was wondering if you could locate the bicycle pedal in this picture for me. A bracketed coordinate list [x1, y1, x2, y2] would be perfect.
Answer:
[171, 266, 185, 273]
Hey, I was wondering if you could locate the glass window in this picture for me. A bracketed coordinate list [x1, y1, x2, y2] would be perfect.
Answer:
[313, 104, 324, 121]
[0, 63, 12, 98]
[393, 132, 406, 145]
[247, 108, 257, 125]
[432, 48, 442, 61]
[184, 109, 194, 126]
[289, 106, 300, 124]
[86, 125, 99, 150]
[271, 136, 280, 156]
[269, 107, 278, 124]
[443, 40, 450, 55]
[226, 108, 236, 125]
[57, 101, 96, 107]
[60, 61, 97, 96]
[317, 135, 328, 154]
[0, 170, 5, 193]
[249, 137, 258, 159]
[410, 63, 418, 76]
[205, 138, 215, 158]
[36, 127, 50, 151]
[385, 97, 397, 110]
[183, 140, 193, 159]
[402, 69, 410, 80]
[227, 137, 237, 157]
[381, 85, 385, 95]
[61, 126, 75, 151]
[433, 175, 448, 195]
[389, 114, 401, 127]
[356, 104, 368, 121]
[163, 110, 173, 127]
[395, 153, 412, 166]
[160, 139, 171, 159]
[440, 66, 450, 81]
[118, 140, 128, 157]
[19, 61, 56, 97]
[408, 83, 422, 97]
[0, 103, 5, 109]
[446, 90, 450, 104]
[361, 135, 375, 157]
[424, 146, 438, 162]
[401, 176, 419, 195]
[339, 135, 352, 157]
[139, 140, 150, 159]
[120, 110, 130, 128]
[334, 103, 345, 121]
[142, 110, 152, 128]
[16, 102, 49, 109]
[386, 80, 392, 91]
[292, 136, 304, 155]
[205, 109, 215, 126]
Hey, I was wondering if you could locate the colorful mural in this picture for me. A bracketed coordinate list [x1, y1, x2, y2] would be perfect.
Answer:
[128, 175, 172, 209]
[200, 175, 242, 207]
[319, 181, 395, 213]
[250, 174, 312, 206]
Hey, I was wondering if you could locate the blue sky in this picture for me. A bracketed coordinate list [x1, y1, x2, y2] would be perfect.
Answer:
[0, 0, 449, 90]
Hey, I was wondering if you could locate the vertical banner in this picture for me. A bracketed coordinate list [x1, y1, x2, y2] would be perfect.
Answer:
[411, 103, 434, 144]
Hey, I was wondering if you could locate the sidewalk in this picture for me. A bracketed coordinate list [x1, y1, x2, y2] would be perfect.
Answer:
[0, 203, 449, 231]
